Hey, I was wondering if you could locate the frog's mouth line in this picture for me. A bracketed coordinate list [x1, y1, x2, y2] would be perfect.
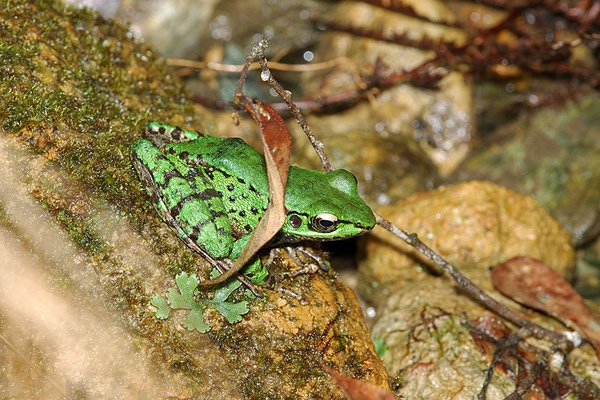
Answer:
[271, 225, 370, 246]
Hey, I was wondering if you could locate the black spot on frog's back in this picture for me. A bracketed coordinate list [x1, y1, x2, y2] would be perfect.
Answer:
[170, 127, 184, 141]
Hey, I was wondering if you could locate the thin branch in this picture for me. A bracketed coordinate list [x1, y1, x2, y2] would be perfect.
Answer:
[233, 48, 254, 108]
[477, 333, 520, 400]
[319, 19, 459, 53]
[166, 57, 351, 74]
[219, 40, 587, 358]
[505, 358, 546, 400]
[249, 42, 574, 349]
[252, 40, 332, 171]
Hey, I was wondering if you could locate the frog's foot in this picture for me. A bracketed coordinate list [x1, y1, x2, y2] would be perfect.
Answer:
[284, 246, 330, 278]
[261, 247, 330, 303]
[263, 270, 309, 305]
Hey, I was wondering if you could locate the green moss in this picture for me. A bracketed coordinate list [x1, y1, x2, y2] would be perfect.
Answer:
[0, 0, 202, 262]
[0, 1, 197, 207]
[210, 326, 331, 399]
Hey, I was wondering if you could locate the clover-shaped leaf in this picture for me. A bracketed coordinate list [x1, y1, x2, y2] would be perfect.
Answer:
[213, 300, 249, 324]
[211, 270, 249, 323]
[150, 294, 170, 319]
[211, 269, 242, 302]
[182, 306, 211, 333]
[167, 272, 199, 309]
[151, 270, 250, 333]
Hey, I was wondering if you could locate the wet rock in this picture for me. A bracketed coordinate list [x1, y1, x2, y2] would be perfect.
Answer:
[360, 181, 598, 398]
[359, 180, 575, 306]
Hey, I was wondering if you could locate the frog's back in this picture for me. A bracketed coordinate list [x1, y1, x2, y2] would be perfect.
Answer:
[149, 124, 373, 237]
[162, 134, 271, 236]
[170, 134, 270, 193]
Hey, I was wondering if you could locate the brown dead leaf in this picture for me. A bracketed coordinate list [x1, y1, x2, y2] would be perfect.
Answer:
[200, 99, 291, 286]
[491, 256, 600, 359]
[322, 364, 398, 400]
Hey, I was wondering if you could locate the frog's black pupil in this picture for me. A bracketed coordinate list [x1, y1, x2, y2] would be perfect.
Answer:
[320, 220, 334, 228]
[290, 215, 302, 228]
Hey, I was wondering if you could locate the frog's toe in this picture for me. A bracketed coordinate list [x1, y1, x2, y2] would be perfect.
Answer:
[287, 246, 330, 272]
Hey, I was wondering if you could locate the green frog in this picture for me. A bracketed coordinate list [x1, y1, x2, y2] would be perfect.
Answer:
[131, 121, 375, 283]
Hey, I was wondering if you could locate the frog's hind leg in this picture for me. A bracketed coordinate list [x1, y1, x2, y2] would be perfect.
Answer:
[133, 148, 262, 295]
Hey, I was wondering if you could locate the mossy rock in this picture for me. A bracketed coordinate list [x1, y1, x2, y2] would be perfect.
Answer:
[0, 2, 389, 398]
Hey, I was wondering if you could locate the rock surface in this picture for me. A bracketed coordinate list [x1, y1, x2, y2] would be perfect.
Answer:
[359, 181, 596, 399]
[451, 95, 600, 247]
[360, 180, 575, 306]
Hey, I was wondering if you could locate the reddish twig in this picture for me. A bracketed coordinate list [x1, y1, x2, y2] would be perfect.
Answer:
[319, 20, 459, 53]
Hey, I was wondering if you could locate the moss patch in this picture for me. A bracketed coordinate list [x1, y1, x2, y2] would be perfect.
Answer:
[0, 1, 196, 210]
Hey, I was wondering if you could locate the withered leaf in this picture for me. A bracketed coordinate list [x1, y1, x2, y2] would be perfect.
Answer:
[201, 99, 291, 286]
[322, 364, 398, 400]
[492, 256, 600, 359]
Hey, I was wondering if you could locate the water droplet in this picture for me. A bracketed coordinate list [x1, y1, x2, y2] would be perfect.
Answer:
[260, 70, 271, 81]
[528, 94, 539, 105]
[525, 12, 536, 24]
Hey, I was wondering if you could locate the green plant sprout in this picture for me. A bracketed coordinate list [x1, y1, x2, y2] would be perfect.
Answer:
[151, 270, 250, 333]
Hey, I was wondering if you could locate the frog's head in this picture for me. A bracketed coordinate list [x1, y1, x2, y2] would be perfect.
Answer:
[281, 168, 375, 242]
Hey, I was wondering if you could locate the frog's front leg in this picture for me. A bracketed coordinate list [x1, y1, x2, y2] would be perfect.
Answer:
[284, 246, 330, 276]
[227, 234, 270, 284]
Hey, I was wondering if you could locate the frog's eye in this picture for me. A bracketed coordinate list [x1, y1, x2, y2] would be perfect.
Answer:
[311, 213, 338, 233]
[289, 214, 302, 229]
